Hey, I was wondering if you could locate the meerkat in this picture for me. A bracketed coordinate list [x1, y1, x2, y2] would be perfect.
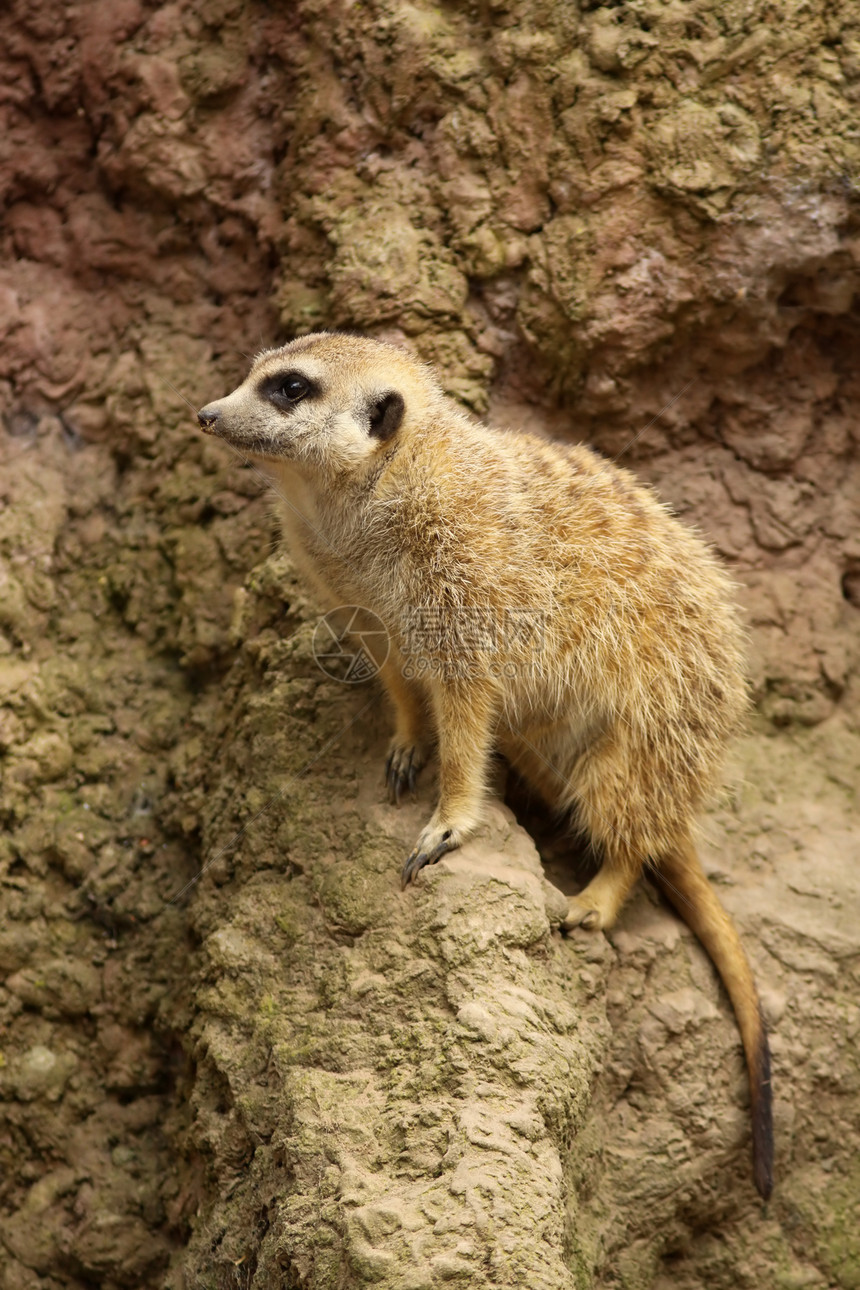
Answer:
[197, 331, 773, 1199]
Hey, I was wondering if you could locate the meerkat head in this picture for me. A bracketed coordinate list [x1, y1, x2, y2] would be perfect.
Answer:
[197, 332, 440, 476]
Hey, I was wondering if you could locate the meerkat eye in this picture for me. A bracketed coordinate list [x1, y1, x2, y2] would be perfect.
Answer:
[278, 373, 311, 401]
[261, 370, 318, 410]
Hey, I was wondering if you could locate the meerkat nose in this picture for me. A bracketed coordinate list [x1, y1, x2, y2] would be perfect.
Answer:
[197, 405, 221, 434]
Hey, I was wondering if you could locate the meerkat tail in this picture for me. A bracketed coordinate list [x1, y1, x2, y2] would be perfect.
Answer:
[651, 840, 774, 1201]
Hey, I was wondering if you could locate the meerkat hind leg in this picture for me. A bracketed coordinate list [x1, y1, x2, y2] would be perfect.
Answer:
[563, 858, 640, 931]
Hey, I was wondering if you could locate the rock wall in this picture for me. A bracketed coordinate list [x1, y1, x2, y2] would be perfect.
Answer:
[0, 1, 858, 1287]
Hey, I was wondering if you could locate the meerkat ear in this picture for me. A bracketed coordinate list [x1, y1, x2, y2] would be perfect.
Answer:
[368, 390, 405, 441]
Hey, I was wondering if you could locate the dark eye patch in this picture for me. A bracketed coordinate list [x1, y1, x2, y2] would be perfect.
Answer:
[260, 370, 319, 410]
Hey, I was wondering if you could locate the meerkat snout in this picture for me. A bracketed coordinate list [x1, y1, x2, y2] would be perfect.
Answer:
[197, 406, 221, 434]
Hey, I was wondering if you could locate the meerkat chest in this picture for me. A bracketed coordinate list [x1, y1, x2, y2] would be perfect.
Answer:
[267, 463, 338, 605]
[268, 463, 378, 610]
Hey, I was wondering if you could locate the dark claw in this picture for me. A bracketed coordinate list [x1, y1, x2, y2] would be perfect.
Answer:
[400, 830, 455, 889]
[384, 750, 397, 804]
[386, 746, 417, 806]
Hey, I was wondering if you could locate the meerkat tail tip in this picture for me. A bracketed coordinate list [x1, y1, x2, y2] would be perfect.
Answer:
[650, 843, 774, 1199]
[752, 1019, 774, 1200]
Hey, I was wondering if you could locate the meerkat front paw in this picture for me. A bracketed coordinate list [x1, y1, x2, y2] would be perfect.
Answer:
[385, 739, 428, 805]
[400, 818, 462, 888]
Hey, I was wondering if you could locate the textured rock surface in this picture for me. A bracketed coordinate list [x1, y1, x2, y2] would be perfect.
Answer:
[0, 0, 859, 1287]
